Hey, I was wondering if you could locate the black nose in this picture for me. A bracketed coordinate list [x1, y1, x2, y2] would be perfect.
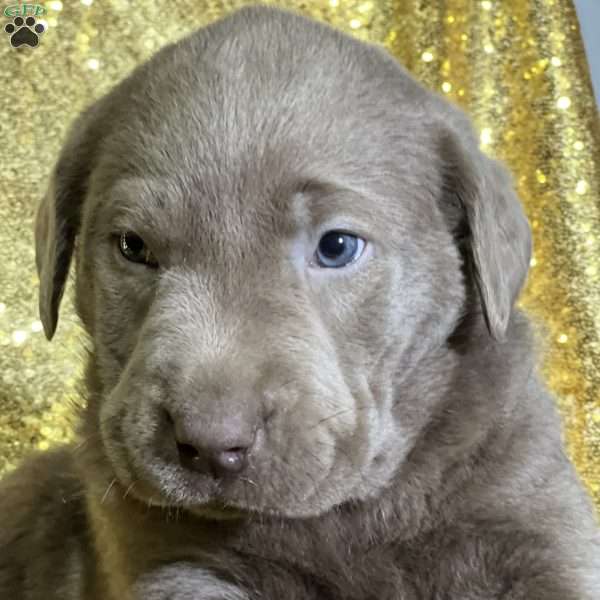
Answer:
[168, 412, 254, 478]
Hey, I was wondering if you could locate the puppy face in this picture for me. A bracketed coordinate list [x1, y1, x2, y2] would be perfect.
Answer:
[34, 7, 531, 517]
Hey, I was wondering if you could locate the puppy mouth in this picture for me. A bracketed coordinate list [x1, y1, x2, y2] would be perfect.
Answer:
[116, 475, 252, 520]
[119, 448, 263, 513]
[119, 456, 335, 520]
[189, 500, 251, 521]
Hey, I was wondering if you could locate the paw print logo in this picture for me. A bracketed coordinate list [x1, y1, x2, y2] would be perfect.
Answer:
[4, 16, 45, 48]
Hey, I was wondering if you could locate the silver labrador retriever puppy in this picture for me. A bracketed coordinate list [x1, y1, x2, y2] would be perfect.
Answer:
[1, 5, 599, 600]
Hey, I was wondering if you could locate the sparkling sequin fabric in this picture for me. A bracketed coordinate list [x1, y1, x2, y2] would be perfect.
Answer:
[0, 0, 598, 511]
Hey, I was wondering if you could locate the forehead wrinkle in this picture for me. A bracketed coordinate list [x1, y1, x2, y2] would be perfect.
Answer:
[294, 180, 385, 239]
[98, 177, 196, 251]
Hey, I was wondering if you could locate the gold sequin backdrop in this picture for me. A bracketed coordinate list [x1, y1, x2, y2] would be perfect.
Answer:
[0, 0, 599, 509]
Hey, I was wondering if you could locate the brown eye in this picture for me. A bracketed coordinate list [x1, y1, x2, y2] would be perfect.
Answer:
[118, 232, 158, 268]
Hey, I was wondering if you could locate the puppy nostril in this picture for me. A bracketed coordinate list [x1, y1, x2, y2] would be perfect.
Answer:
[177, 441, 218, 476]
[175, 439, 249, 477]
[177, 442, 200, 461]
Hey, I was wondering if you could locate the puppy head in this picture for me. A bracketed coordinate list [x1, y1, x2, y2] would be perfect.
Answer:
[34, 6, 531, 517]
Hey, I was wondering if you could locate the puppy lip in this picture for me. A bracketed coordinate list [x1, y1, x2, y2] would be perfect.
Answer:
[190, 501, 250, 521]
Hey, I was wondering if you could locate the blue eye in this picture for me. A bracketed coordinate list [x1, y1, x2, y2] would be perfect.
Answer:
[314, 231, 366, 268]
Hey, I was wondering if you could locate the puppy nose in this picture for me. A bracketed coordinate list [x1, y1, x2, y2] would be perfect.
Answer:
[169, 413, 253, 478]
[177, 442, 249, 477]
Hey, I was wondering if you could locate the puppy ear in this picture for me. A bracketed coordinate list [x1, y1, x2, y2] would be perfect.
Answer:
[35, 108, 100, 340]
[442, 128, 532, 341]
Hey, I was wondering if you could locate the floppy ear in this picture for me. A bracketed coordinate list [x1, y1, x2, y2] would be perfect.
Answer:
[35, 107, 103, 340]
[442, 129, 532, 342]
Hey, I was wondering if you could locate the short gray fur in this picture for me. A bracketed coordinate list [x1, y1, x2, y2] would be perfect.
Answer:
[1, 5, 599, 599]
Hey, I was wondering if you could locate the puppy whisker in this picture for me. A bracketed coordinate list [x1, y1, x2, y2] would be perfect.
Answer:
[100, 478, 117, 505]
